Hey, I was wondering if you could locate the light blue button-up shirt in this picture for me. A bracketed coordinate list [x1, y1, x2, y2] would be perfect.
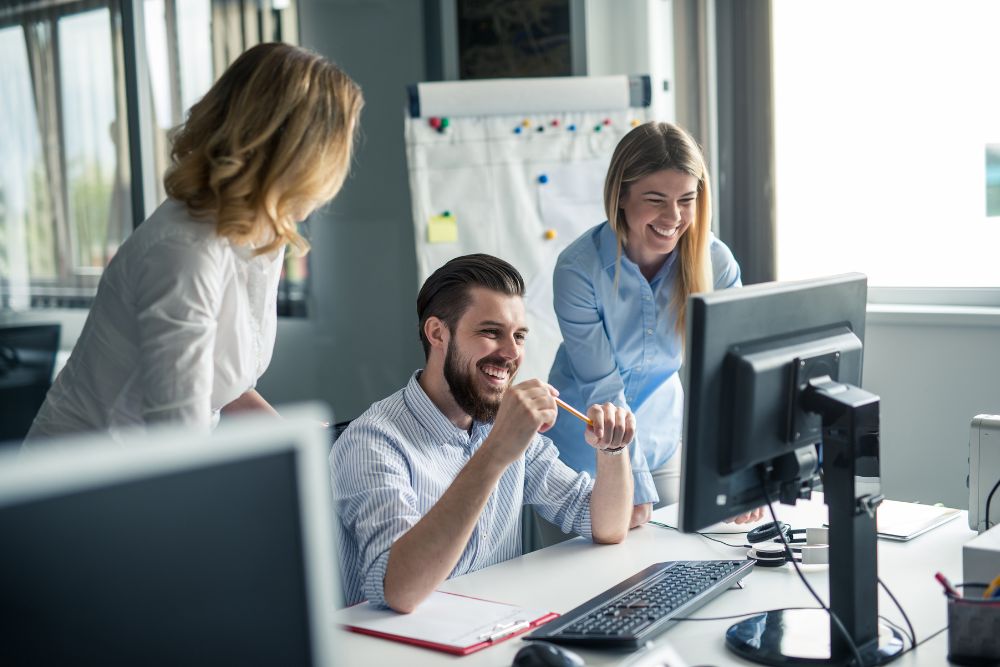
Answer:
[546, 222, 741, 505]
[331, 371, 595, 607]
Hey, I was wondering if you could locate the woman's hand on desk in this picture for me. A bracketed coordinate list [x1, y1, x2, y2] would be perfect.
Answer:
[630, 503, 652, 528]
[726, 507, 765, 525]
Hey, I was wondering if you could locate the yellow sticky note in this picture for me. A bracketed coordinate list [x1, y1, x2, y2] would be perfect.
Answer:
[428, 214, 458, 243]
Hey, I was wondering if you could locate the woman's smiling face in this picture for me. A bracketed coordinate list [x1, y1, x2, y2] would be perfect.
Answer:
[620, 168, 698, 272]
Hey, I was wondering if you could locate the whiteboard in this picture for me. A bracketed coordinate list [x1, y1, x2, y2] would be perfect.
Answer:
[405, 77, 654, 383]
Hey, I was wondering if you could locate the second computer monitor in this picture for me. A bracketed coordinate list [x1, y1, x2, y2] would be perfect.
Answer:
[678, 273, 868, 532]
[0, 407, 339, 666]
[0, 323, 60, 445]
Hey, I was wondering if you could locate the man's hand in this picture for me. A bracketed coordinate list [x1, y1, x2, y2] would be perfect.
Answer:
[630, 502, 652, 528]
[727, 507, 765, 525]
[584, 402, 636, 453]
[485, 380, 559, 466]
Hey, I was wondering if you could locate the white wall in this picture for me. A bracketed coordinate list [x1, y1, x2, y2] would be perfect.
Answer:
[585, 0, 675, 121]
[864, 309, 1000, 508]
[257, 0, 428, 422]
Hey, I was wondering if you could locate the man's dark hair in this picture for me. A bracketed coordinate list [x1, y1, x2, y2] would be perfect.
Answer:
[416, 254, 525, 358]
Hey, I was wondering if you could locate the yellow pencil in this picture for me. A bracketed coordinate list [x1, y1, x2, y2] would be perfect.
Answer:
[554, 397, 593, 427]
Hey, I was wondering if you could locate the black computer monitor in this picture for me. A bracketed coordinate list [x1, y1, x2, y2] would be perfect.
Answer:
[679, 273, 902, 666]
[0, 323, 60, 445]
[0, 408, 339, 666]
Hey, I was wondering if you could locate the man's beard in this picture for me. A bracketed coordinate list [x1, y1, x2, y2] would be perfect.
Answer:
[443, 341, 516, 424]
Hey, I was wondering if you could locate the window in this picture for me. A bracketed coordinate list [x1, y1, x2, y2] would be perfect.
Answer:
[0, 25, 53, 309]
[0, 0, 307, 316]
[1, 4, 128, 309]
[772, 0, 1000, 291]
[60, 9, 123, 280]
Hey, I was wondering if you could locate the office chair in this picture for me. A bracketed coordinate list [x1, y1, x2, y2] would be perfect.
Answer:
[0, 324, 60, 445]
[332, 420, 352, 443]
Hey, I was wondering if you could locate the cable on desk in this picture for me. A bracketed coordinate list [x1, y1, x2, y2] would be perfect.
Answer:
[690, 532, 746, 548]
[673, 605, 821, 622]
[647, 520, 748, 549]
[893, 625, 947, 660]
[878, 576, 917, 646]
[760, 480, 866, 667]
[985, 477, 1000, 530]
[652, 491, 925, 665]
[878, 615, 913, 648]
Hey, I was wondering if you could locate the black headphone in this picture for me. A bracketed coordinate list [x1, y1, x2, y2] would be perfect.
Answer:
[747, 543, 798, 568]
[745, 523, 829, 567]
[747, 521, 808, 544]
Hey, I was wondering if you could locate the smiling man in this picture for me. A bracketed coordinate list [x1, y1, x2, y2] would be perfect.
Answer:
[331, 254, 635, 612]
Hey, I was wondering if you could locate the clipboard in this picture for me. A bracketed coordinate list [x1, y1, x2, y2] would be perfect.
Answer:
[875, 500, 962, 541]
[335, 591, 559, 656]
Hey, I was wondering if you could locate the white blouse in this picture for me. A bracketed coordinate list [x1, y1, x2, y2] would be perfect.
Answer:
[25, 198, 283, 443]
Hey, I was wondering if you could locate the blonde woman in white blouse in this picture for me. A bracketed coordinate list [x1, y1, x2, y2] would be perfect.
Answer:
[25, 43, 363, 443]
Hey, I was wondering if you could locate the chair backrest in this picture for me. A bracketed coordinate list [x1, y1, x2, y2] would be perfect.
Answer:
[0, 324, 60, 445]
[332, 420, 352, 442]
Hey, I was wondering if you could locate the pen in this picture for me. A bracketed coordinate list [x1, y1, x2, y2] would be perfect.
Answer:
[935, 571, 961, 598]
[984, 574, 1000, 599]
[554, 397, 593, 427]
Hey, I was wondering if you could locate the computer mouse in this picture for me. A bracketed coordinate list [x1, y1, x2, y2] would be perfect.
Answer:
[512, 641, 585, 667]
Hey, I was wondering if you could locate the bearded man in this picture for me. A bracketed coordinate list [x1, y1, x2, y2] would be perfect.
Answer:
[331, 254, 635, 611]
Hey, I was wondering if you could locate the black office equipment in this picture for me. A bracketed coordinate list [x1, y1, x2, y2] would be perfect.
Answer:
[525, 559, 753, 649]
[0, 323, 59, 444]
[679, 273, 903, 666]
[513, 641, 585, 667]
[0, 408, 339, 666]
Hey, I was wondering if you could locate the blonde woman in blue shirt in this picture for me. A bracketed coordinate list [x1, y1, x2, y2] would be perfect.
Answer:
[547, 121, 760, 527]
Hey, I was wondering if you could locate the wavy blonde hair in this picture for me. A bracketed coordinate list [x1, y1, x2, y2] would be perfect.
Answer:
[164, 42, 363, 256]
[604, 121, 714, 338]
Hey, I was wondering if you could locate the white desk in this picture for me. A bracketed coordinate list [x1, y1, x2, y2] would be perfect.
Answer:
[333, 497, 974, 665]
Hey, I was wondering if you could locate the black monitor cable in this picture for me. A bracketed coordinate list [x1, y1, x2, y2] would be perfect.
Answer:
[647, 521, 755, 549]
[985, 477, 1000, 530]
[760, 481, 866, 667]
[878, 616, 913, 648]
[892, 625, 947, 660]
[878, 576, 916, 648]
[674, 605, 822, 622]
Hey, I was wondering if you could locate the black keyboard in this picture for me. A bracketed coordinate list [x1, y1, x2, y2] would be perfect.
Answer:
[526, 559, 754, 650]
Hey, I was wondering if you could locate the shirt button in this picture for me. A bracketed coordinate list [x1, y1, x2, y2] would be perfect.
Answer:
[646, 328, 653, 335]
[643, 295, 651, 301]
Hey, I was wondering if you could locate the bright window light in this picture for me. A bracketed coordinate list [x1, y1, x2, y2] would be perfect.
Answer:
[773, 0, 1000, 287]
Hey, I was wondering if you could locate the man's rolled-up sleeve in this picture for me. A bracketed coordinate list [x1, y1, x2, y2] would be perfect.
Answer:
[331, 421, 422, 607]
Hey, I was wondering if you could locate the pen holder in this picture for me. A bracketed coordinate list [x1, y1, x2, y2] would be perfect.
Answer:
[947, 594, 1000, 665]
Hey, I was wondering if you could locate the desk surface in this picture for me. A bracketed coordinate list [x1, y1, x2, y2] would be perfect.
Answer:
[332, 497, 973, 666]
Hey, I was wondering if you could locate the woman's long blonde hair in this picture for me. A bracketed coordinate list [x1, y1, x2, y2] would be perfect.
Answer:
[604, 121, 714, 338]
[164, 42, 363, 256]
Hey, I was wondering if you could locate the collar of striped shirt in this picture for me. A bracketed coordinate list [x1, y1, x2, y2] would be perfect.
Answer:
[403, 371, 493, 448]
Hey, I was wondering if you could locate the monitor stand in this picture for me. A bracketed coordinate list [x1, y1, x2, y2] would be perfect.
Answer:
[725, 379, 905, 666]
